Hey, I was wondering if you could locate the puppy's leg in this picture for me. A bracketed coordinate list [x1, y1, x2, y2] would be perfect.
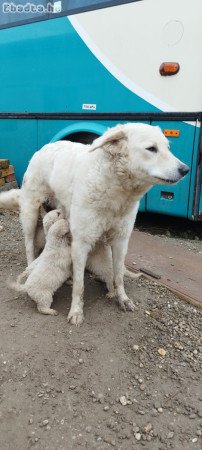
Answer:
[20, 202, 40, 264]
[87, 243, 115, 298]
[67, 240, 91, 326]
[28, 288, 58, 316]
[112, 239, 135, 312]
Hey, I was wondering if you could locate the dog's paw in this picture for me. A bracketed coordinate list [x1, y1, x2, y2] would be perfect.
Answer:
[118, 296, 136, 312]
[38, 307, 58, 316]
[67, 310, 84, 326]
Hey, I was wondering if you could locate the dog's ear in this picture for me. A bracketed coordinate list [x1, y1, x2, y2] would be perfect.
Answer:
[91, 126, 128, 157]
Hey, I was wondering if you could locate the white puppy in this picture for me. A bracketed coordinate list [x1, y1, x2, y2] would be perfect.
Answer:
[3, 123, 189, 325]
[11, 210, 71, 315]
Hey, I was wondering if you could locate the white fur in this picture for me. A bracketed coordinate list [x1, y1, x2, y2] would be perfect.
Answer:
[5, 123, 189, 324]
[11, 211, 71, 315]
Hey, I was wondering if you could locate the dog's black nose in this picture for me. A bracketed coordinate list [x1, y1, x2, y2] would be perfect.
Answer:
[178, 164, 190, 177]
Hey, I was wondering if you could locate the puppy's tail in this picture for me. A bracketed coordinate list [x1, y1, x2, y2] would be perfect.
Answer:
[0, 189, 20, 210]
[9, 280, 27, 293]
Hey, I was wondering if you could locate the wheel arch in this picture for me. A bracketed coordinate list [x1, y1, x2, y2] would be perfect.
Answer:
[50, 121, 107, 143]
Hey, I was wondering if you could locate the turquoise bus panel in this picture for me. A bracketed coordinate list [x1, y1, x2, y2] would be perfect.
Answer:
[0, 119, 38, 183]
[146, 122, 196, 218]
[0, 17, 159, 114]
[188, 125, 201, 219]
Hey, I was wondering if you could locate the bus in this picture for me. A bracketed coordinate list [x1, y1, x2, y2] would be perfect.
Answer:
[0, 0, 201, 219]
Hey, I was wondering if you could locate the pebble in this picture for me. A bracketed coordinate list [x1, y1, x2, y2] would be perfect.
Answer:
[98, 393, 104, 404]
[42, 419, 49, 426]
[174, 341, 184, 350]
[85, 426, 92, 433]
[144, 423, 152, 433]
[133, 345, 139, 351]
[158, 407, 163, 413]
[78, 358, 83, 364]
[167, 432, 174, 439]
[104, 405, 109, 411]
[192, 438, 198, 443]
[158, 348, 166, 357]
[189, 414, 197, 419]
[120, 396, 128, 406]
[139, 384, 145, 391]
[0, 225, 4, 232]
[135, 433, 141, 441]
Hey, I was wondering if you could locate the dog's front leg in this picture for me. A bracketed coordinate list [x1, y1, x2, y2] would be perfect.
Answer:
[67, 240, 91, 326]
[112, 239, 135, 312]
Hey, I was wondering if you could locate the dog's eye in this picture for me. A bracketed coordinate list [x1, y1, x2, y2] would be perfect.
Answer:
[146, 146, 157, 153]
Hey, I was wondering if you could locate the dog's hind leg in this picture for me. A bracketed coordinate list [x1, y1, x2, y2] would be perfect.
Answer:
[112, 238, 136, 312]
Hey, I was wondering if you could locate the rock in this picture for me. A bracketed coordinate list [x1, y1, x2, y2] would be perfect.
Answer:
[158, 407, 163, 413]
[167, 432, 174, 439]
[133, 345, 139, 351]
[120, 396, 128, 406]
[98, 393, 104, 404]
[135, 433, 141, 441]
[174, 341, 184, 350]
[103, 405, 109, 411]
[42, 419, 49, 426]
[158, 348, 166, 357]
[189, 413, 197, 419]
[144, 423, 152, 433]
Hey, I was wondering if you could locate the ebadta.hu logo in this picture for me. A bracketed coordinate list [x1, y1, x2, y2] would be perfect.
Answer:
[2, 2, 62, 14]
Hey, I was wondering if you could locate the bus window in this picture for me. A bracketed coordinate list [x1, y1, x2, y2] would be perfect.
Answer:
[62, 1, 141, 15]
[0, 0, 49, 28]
[0, 1, 140, 28]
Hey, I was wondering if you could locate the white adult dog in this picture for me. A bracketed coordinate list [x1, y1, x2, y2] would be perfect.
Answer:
[2, 123, 189, 325]
[10, 210, 72, 315]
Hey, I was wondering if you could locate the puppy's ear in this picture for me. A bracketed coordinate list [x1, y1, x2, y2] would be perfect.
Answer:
[91, 126, 128, 157]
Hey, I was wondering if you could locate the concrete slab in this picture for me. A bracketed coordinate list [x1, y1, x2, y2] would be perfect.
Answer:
[126, 230, 202, 308]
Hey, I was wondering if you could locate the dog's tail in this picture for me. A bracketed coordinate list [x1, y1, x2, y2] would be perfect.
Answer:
[125, 268, 142, 279]
[0, 189, 20, 210]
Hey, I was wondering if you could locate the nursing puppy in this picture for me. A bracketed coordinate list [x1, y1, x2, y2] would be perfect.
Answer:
[4, 123, 189, 325]
[10, 210, 71, 315]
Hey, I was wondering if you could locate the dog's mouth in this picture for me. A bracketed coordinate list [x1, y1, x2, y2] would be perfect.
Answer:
[154, 176, 179, 185]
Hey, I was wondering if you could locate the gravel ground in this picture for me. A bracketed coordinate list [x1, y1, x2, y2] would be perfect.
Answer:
[0, 211, 201, 450]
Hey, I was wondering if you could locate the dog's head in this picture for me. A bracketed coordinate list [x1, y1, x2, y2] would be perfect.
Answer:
[43, 209, 64, 235]
[91, 124, 189, 190]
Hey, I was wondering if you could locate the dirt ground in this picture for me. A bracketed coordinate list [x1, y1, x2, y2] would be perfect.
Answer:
[0, 211, 201, 450]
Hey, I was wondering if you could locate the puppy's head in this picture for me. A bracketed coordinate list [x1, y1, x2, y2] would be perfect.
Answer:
[43, 209, 64, 235]
[48, 219, 70, 241]
[91, 124, 189, 190]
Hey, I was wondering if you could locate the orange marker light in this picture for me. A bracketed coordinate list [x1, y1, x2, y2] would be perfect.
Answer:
[164, 129, 180, 137]
[159, 62, 180, 76]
